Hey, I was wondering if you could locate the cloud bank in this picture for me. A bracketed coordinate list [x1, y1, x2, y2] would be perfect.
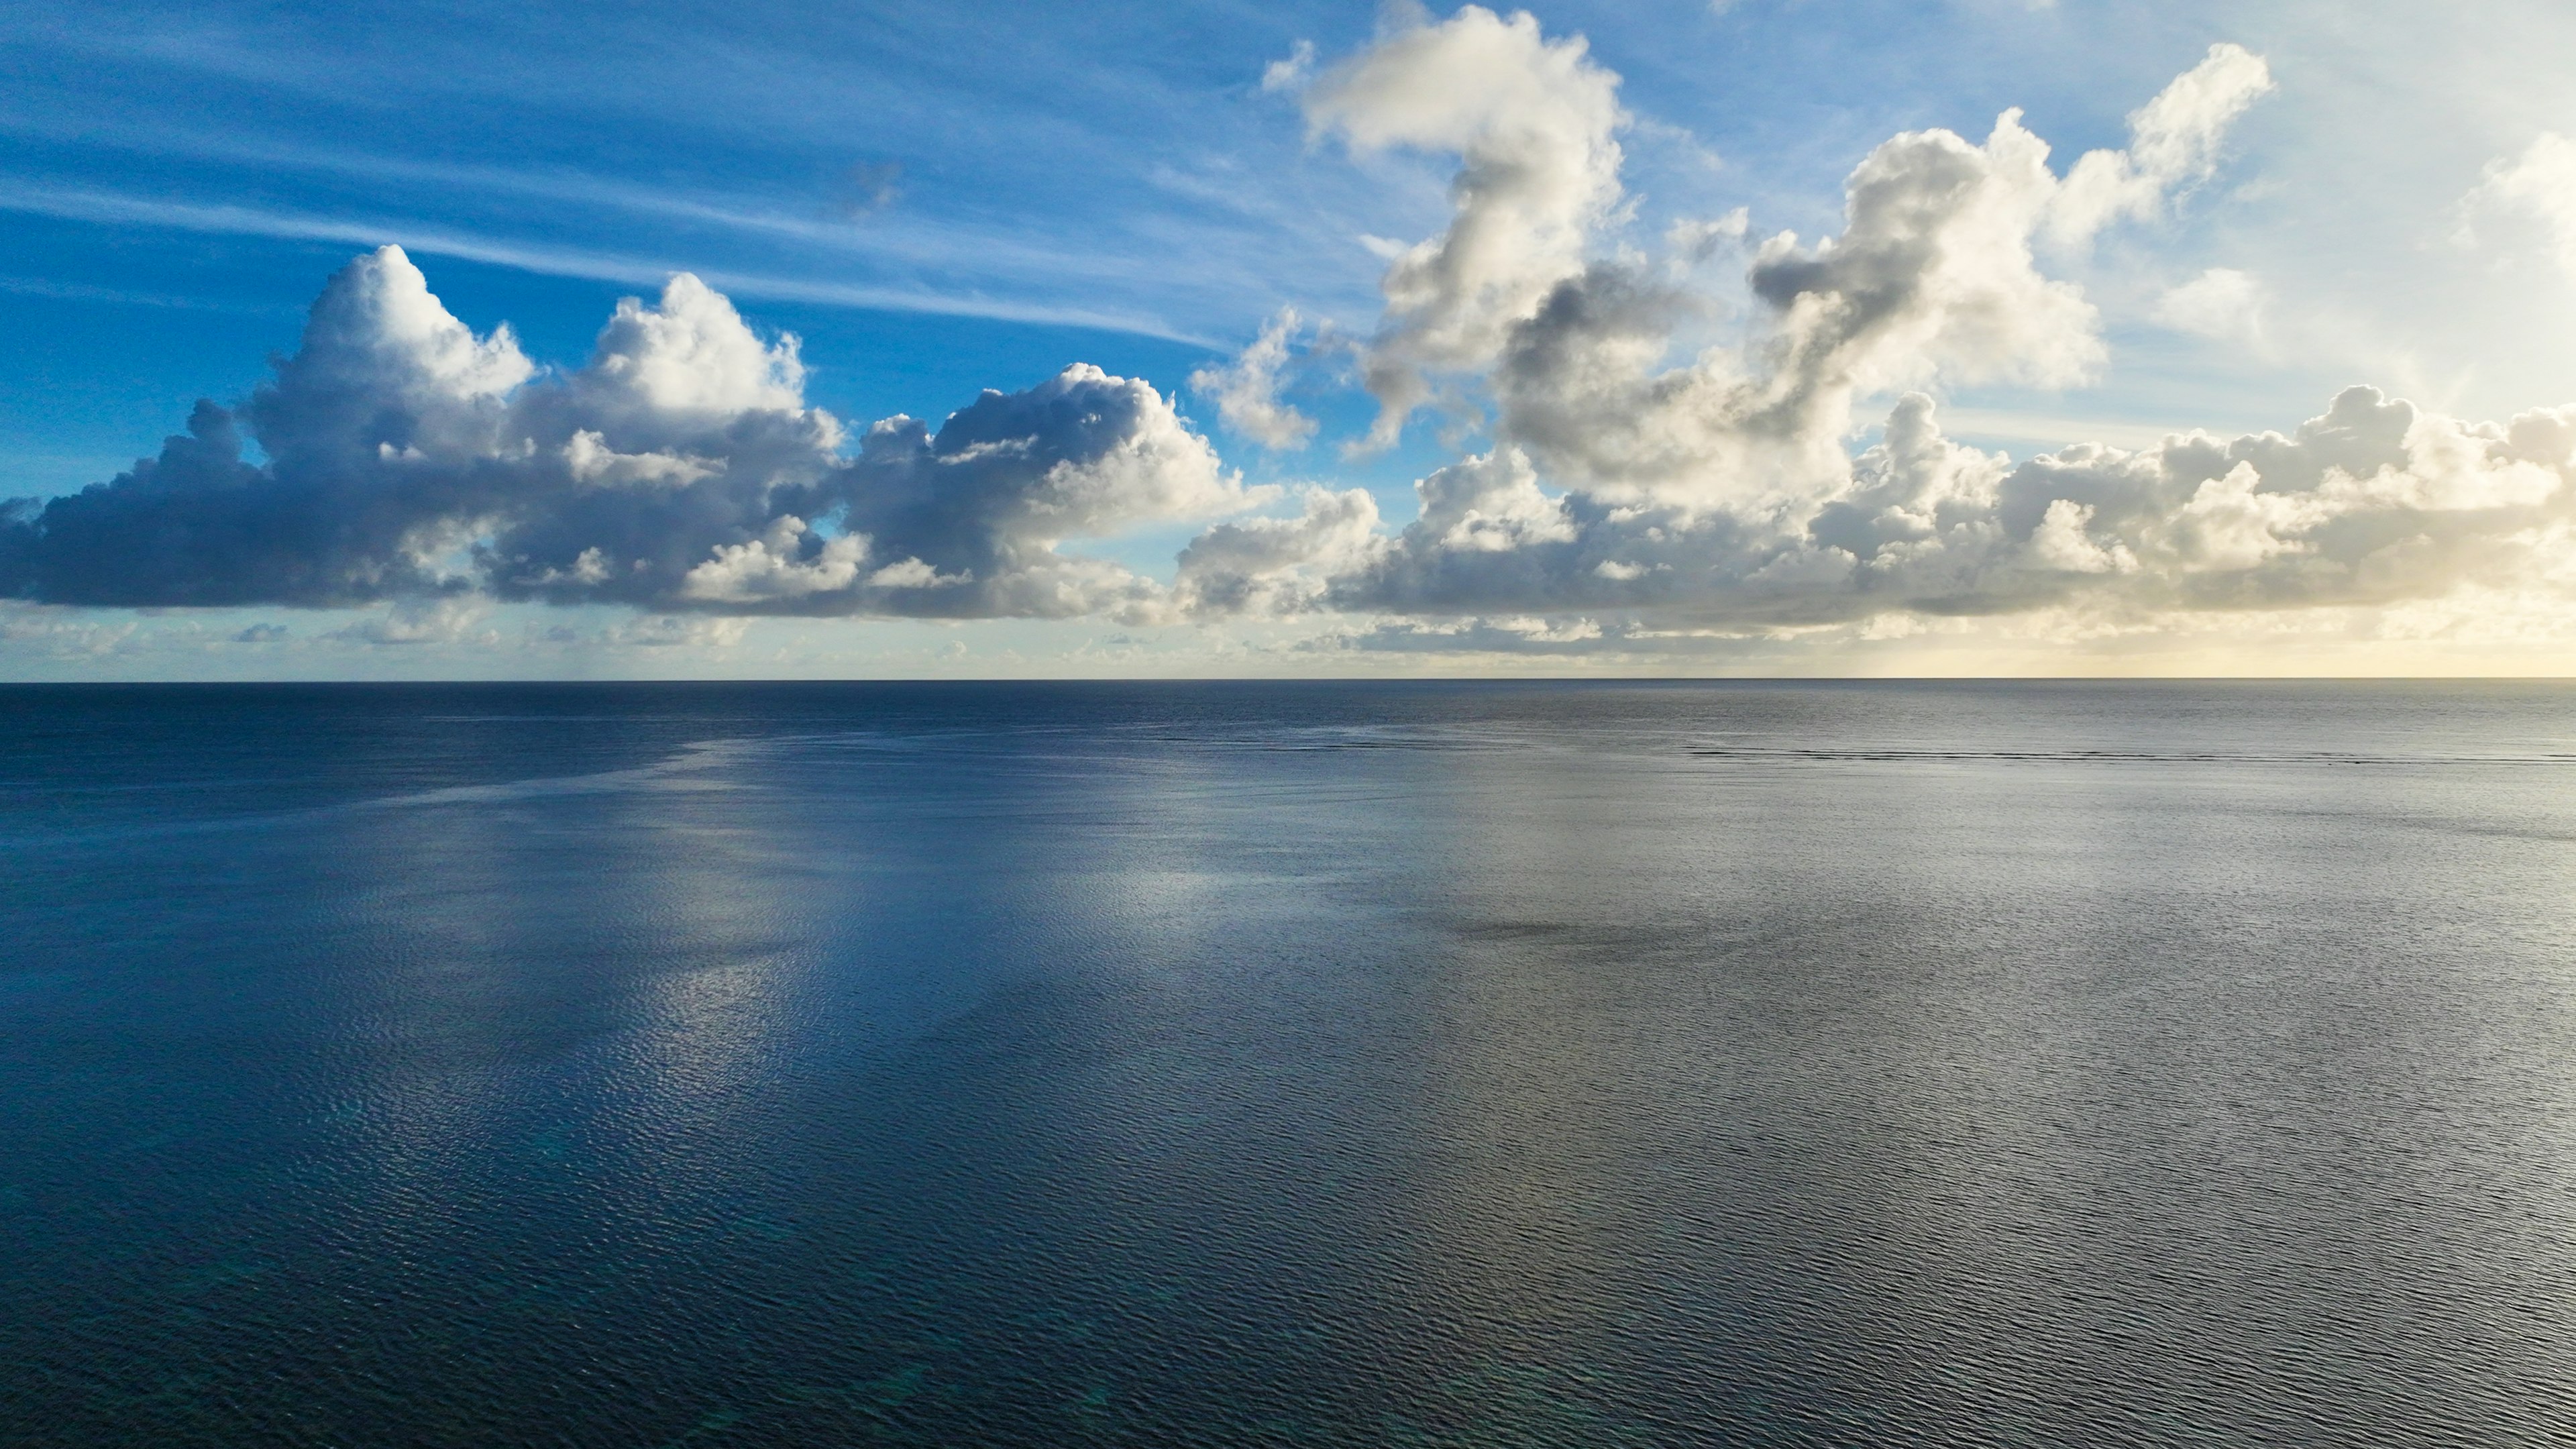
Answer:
[9, 5, 2576, 662]
[2, 247, 1258, 619]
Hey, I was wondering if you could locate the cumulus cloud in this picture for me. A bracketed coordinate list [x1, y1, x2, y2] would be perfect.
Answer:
[1248, 27, 2271, 544]
[2048, 43, 2275, 244]
[16, 10, 2576, 662]
[1266, 382, 2576, 641]
[1173, 486, 1384, 616]
[1304, 4, 1625, 446]
[1, 246, 1258, 619]
[1165, 15, 2576, 648]
[1189, 307, 1319, 449]
[679, 517, 869, 602]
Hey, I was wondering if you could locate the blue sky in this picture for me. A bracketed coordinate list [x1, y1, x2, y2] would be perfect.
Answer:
[8, 1, 2576, 677]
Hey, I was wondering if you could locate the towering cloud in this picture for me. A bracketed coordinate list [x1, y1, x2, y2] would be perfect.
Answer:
[1173, 21, 2564, 641]
[7, 10, 2573, 658]
[1, 247, 1258, 618]
[1301, 5, 1625, 447]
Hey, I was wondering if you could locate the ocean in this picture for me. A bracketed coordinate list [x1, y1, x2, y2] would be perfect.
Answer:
[5, 680, 2575, 1446]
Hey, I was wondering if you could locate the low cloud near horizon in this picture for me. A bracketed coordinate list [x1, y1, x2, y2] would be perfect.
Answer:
[10, 5, 2576, 669]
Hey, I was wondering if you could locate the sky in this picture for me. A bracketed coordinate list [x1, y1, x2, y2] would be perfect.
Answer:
[7, 0, 2576, 678]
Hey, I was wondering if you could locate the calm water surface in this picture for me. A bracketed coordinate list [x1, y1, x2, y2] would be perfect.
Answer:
[5, 680, 2576, 1446]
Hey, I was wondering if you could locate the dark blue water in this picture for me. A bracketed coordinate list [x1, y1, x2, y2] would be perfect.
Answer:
[7, 680, 2576, 1446]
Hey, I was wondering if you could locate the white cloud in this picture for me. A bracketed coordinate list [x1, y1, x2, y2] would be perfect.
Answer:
[2027, 499, 2136, 574]
[1, 246, 1257, 620]
[1200, 380, 2576, 634]
[680, 517, 868, 602]
[2049, 43, 2275, 245]
[1188, 307, 1319, 449]
[1261, 39, 1316, 94]
[2463, 132, 2576, 280]
[578, 272, 812, 420]
[330, 597, 496, 646]
[2155, 266, 2268, 347]
[1173, 486, 1385, 616]
[1664, 207, 1749, 262]
[1158, 17, 2344, 643]
[23, 14, 2576, 665]
[865, 557, 971, 590]
[1304, 4, 1625, 446]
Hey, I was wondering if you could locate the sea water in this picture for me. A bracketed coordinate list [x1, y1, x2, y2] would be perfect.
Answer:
[5, 680, 2575, 1446]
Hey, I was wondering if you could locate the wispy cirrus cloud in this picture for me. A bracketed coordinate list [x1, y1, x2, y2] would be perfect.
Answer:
[0, 182, 1213, 341]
